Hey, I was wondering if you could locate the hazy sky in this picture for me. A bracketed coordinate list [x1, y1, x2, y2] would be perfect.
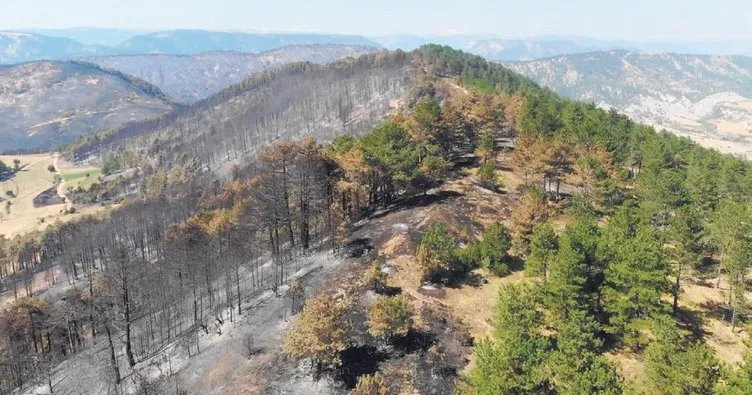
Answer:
[3, 0, 752, 41]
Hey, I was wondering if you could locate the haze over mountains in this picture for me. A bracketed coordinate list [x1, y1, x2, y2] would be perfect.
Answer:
[371, 35, 752, 60]
[0, 29, 381, 65]
[5, 28, 752, 66]
[0, 32, 111, 64]
[506, 50, 752, 158]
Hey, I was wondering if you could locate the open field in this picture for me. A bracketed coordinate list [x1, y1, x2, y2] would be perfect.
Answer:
[60, 167, 102, 190]
[0, 153, 106, 238]
[649, 122, 752, 160]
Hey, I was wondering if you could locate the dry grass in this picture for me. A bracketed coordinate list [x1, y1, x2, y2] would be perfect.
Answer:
[736, 101, 752, 112]
[0, 153, 107, 237]
[713, 120, 751, 136]
[442, 270, 526, 339]
[605, 350, 645, 385]
[676, 277, 750, 365]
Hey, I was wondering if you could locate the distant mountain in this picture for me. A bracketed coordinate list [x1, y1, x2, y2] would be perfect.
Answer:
[20, 28, 150, 47]
[0, 61, 174, 152]
[506, 51, 752, 158]
[371, 35, 495, 51]
[469, 39, 601, 61]
[116, 30, 382, 54]
[0, 31, 111, 64]
[371, 35, 752, 60]
[372, 35, 607, 60]
[83, 44, 378, 102]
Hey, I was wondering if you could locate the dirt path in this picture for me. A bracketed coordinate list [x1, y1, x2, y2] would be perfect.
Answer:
[52, 153, 73, 211]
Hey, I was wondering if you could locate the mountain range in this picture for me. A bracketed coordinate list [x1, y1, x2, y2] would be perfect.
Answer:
[0, 30, 381, 65]
[371, 35, 752, 60]
[83, 44, 378, 102]
[6, 29, 752, 67]
[506, 50, 752, 158]
[115, 30, 380, 55]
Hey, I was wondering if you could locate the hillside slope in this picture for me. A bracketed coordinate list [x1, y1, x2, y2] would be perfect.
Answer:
[506, 50, 752, 157]
[0, 31, 111, 64]
[69, 51, 417, 170]
[0, 61, 174, 152]
[84, 44, 378, 102]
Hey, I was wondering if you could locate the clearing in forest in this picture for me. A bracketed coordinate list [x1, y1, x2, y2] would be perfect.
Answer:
[0, 153, 105, 238]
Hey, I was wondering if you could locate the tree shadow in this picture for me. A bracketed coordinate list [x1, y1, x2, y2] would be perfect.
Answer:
[699, 300, 732, 322]
[333, 344, 389, 389]
[505, 256, 526, 272]
[675, 307, 707, 340]
[445, 272, 487, 289]
[369, 190, 463, 220]
[391, 329, 436, 355]
[379, 285, 403, 297]
[343, 237, 374, 258]
[694, 256, 719, 279]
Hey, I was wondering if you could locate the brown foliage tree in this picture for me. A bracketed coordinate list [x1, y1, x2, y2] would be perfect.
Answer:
[283, 293, 350, 369]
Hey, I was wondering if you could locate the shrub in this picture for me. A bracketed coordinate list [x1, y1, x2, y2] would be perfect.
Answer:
[488, 260, 511, 276]
[460, 222, 513, 276]
[417, 223, 459, 282]
[283, 294, 350, 369]
[455, 243, 483, 272]
[478, 222, 512, 266]
[362, 262, 387, 293]
[367, 295, 413, 341]
[478, 161, 502, 191]
[352, 372, 390, 395]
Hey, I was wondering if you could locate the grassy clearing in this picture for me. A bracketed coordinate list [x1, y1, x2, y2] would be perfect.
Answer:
[0, 154, 63, 237]
[0, 153, 106, 237]
[61, 168, 101, 190]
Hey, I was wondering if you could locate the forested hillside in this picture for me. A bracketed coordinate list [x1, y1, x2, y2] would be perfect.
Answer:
[67, 50, 417, 171]
[506, 50, 752, 158]
[1, 46, 751, 394]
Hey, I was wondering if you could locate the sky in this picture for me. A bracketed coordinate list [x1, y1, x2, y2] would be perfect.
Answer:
[3, 0, 752, 42]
